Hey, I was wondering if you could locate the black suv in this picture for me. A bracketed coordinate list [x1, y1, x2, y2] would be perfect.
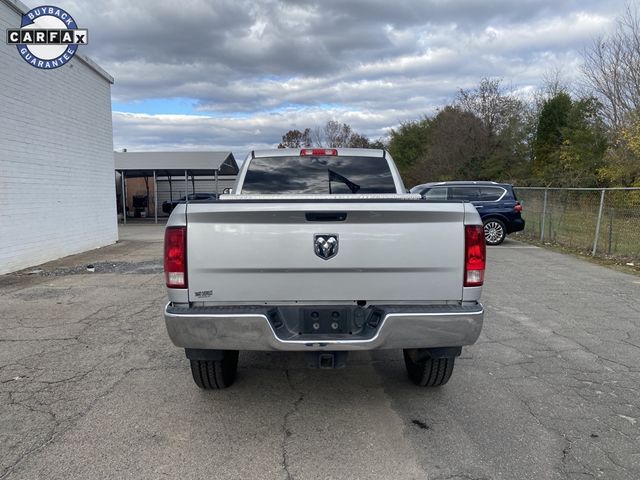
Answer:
[410, 181, 525, 245]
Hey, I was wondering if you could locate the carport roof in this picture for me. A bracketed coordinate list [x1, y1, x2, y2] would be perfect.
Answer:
[114, 151, 239, 177]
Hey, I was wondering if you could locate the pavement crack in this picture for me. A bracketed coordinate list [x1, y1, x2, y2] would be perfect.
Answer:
[1, 394, 60, 480]
[432, 474, 490, 480]
[281, 369, 304, 480]
[508, 384, 627, 477]
[0, 366, 154, 479]
[550, 329, 636, 371]
[561, 437, 574, 464]
[0, 337, 78, 343]
[591, 442, 632, 472]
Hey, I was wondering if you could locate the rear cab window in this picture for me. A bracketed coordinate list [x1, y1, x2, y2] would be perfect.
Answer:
[240, 155, 397, 194]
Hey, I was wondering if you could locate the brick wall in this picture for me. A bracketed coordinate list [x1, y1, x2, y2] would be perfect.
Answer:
[0, 0, 117, 274]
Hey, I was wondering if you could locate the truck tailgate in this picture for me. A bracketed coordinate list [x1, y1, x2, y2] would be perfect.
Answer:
[186, 201, 466, 303]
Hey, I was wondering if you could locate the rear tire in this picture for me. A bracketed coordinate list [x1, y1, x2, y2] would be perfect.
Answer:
[483, 218, 506, 245]
[403, 350, 455, 387]
[190, 350, 239, 389]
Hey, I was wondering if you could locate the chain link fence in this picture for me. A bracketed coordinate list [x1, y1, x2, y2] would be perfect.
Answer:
[514, 187, 640, 262]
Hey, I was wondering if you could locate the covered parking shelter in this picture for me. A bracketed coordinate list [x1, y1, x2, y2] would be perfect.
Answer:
[114, 151, 239, 224]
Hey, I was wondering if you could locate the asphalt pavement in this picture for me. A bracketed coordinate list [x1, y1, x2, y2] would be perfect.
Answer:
[0, 226, 639, 480]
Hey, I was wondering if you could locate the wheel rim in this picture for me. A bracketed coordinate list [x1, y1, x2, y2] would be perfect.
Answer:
[484, 221, 504, 244]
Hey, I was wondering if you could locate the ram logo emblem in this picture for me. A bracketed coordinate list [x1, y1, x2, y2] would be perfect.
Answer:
[314, 234, 339, 260]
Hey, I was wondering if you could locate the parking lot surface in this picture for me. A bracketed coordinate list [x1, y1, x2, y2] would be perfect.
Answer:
[1, 226, 639, 480]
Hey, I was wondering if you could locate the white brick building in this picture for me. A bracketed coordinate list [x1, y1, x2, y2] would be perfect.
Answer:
[0, 0, 116, 274]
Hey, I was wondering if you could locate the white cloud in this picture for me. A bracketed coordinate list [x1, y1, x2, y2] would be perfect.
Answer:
[61, 0, 630, 152]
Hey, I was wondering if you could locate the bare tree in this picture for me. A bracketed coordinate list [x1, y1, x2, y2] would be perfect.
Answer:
[278, 128, 312, 148]
[582, 4, 640, 128]
[455, 78, 524, 138]
[311, 126, 325, 147]
[278, 121, 373, 149]
[541, 67, 570, 98]
[323, 120, 353, 147]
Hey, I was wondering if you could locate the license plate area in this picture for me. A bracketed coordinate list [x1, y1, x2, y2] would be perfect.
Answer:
[301, 308, 350, 334]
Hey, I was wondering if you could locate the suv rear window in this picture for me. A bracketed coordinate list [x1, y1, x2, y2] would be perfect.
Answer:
[479, 187, 506, 201]
[241, 156, 396, 194]
[448, 187, 481, 201]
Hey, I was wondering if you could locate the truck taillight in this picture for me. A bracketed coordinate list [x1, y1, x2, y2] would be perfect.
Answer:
[164, 227, 187, 288]
[464, 225, 486, 287]
[514, 202, 522, 213]
[300, 148, 338, 156]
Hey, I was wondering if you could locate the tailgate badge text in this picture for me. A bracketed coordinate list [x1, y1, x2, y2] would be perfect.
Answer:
[194, 290, 213, 298]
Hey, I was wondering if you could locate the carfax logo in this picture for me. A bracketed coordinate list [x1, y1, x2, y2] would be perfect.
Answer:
[6, 5, 88, 69]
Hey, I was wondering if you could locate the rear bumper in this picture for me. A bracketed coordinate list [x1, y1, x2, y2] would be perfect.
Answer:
[164, 303, 484, 351]
[507, 217, 525, 234]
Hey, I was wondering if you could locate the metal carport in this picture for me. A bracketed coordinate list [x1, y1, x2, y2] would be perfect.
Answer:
[114, 151, 239, 224]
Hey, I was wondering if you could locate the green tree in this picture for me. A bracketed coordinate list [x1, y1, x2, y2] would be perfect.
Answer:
[598, 113, 640, 186]
[387, 118, 432, 172]
[559, 97, 608, 186]
[533, 92, 572, 181]
[533, 93, 607, 186]
[390, 78, 533, 186]
[418, 106, 485, 181]
[456, 78, 531, 182]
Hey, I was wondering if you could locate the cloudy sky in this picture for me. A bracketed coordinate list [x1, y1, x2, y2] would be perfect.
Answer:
[64, 0, 628, 157]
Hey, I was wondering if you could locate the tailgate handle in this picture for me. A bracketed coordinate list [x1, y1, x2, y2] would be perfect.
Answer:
[305, 212, 347, 222]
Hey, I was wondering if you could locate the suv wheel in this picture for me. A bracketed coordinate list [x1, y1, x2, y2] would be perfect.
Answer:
[483, 219, 506, 245]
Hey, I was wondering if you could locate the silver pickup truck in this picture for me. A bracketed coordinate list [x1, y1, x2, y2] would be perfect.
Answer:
[163, 148, 485, 389]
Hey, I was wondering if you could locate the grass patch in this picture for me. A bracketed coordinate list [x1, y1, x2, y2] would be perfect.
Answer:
[515, 188, 640, 263]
